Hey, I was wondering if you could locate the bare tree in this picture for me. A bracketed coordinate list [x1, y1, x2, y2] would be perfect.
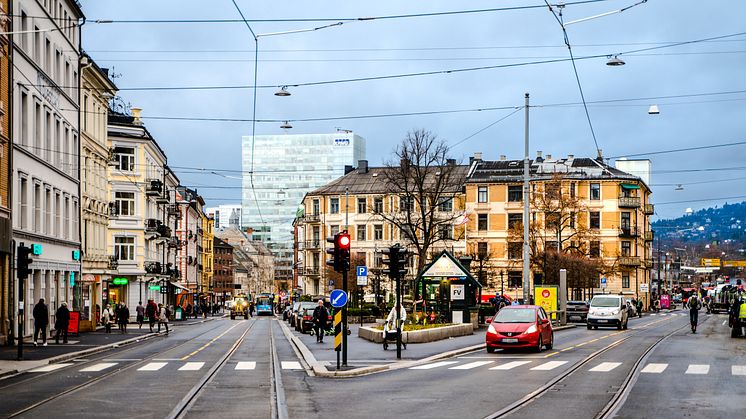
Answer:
[467, 242, 495, 288]
[375, 129, 465, 273]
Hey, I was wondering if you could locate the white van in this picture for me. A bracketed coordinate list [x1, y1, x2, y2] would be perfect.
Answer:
[587, 295, 629, 330]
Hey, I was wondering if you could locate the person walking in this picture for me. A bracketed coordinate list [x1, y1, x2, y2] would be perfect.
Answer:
[687, 293, 702, 333]
[101, 304, 114, 334]
[636, 299, 643, 318]
[312, 299, 329, 343]
[249, 301, 255, 318]
[32, 298, 49, 346]
[146, 299, 158, 332]
[202, 302, 208, 319]
[54, 302, 70, 344]
[157, 304, 169, 334]
[117, 303, 130, 334]
[136, 301, 145, 329]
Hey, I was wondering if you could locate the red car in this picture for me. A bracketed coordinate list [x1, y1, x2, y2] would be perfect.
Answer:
[486, 305, 554, 353]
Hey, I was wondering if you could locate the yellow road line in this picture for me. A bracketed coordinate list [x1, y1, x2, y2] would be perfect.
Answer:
[544, 351, 560, 358]
[181, 322, 244, 360]
[560, 347, 575, 352]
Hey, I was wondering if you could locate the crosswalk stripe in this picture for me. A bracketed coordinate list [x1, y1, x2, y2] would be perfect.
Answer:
[732, 365, 746, 376]
[489, 361, 532, 370]
[409, 361, 459, 370]
[30, 363, 72, 373]
[178, 362, 205, 371]
[449, 361, 493, 370]
[685, 364, 710, 375]
[530, 361, 568, 371]
[235, 361, 257, 370]
[281, 361, 303, 370]
[589, 362, 622, 372]
[641, 363, 668, 374]
[138, 362, 168, 371]
[80, 362, 118, 372]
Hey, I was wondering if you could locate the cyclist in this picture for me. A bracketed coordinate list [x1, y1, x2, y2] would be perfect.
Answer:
[687, 293, 702, 333]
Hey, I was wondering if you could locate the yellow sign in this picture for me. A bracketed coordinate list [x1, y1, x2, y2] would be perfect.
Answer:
[722, 260, 746, 267]
[700, 258, 721, 267]
[535, 286, 558, 320]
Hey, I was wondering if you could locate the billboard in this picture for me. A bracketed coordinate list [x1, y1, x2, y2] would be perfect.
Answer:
[535, 286, 558, 320]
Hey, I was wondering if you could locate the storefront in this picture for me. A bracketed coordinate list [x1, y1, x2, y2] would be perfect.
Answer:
[416, 251, 482, 325]
[79, 274, 104, 332]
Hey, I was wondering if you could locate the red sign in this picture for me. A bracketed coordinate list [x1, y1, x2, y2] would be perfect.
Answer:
[68, 311, 80, 335]
[542, 289, 551, 298]
[279, 291, 287, 298]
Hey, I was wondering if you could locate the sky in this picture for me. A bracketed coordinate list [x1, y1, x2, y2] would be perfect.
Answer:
[78, 0, 746, 220]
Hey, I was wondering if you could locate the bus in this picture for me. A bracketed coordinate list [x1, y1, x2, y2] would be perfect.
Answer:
[256, 293, 274, 315]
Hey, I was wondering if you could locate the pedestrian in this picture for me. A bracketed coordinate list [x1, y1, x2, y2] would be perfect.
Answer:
[118, 303, 130, 334]
[54, 302, 70, 344]
[249, 301, 255, 318]
[202, 302, 208, 319]
[101, 304, 114, 333]
[32, 298, 49, 346]
[186, 303, 193, 319]
[687, 293, 702, 333]
[146, 299, 158, 332]
[312, 299, 329, 343]
[135, 301, 145, 329]
[636, 299, 643, 318]
[158, 303, 169, 334]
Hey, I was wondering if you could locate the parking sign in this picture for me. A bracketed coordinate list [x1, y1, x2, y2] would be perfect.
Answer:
[356, 265, 368, 286]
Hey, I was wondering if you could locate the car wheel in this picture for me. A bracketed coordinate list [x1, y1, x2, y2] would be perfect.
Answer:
[535, 335, 543, 353]
[587, 324, 592, 330]
[546, 333, 554, 350]
[486, 346, 495, 354]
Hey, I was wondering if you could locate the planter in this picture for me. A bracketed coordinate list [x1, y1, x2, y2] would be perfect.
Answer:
[358, 323, 474, 344]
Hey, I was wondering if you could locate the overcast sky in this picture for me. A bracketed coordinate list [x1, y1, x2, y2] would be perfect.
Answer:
[79, 0, 746, 220]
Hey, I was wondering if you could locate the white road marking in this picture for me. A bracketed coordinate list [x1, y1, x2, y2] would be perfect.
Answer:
[409, 361, 459, 370]
[723, 320, 728, 326]
[685, 364, 710, 375]
[530, 361, 568, 371]
[589, 362, 622, 372]
[490, 361, 533, 370]
[104, 358, 141, 362]
[732, 365, 746, 376]
[641, 363, 668, 374]
[138, 362, 168, 371]
[80, 362, 118, 372]
[29, 363, 72, 373]
[448, 361, 493, 370]
[659, 314, 667, 316]
[281, 361, 303, 370]
[235, 361, 256, 370]
[178, 362, 205, 371]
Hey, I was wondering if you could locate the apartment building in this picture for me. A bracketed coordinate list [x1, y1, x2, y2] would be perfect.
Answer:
[200, 213, 214, 302]
[213, 237, 233, 304]
[175, 186, 205, 297]
[0, 0, 11, 344]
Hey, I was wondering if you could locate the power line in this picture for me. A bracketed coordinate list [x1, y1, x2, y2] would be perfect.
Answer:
[651, 176, 746, 187]
[452, 108, 523, 147]
[655, 195, 746, 206]
[609, 140, 746, 159]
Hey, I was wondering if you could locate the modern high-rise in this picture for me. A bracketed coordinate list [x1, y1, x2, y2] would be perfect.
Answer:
[242, 131, 365, 289]
[205, 203, 242, 230]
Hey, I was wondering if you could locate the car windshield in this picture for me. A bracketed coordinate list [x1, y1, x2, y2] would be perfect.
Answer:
[591, 297, 620, 308]
[493, 308, 535, 323]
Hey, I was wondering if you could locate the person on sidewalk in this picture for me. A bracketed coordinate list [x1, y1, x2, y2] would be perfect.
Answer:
[146, 299, 158, 332]
[386, 303, 407, 330]
[312, 299, 329, 343]
[101, 304, 114, 334]
[117, 303, 130, 334]
[136, 301, 145, 329]
[249, 301, 255, 318]
[157, 304, 169, 334]
[54, 302, 70, 344]
[32, 298, 49, 346]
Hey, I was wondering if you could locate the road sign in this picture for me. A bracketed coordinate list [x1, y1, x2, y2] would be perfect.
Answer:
[330, 289, 348, 308]
[640, 283, 649, 292]
[279, 291, 287, 298]
[356, 265, 368, 286]
[600, 277, 607, 288]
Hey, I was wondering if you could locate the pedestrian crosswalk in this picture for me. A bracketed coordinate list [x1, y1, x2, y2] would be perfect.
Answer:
[27, 359, 304, 374]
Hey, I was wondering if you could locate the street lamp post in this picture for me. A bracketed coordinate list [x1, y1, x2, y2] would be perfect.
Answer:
[522, 93, 531, 304]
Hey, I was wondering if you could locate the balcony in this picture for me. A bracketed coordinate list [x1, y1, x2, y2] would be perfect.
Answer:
[300, 266, 320, 276]
[618, 196, 641, 208]
[157, 224, 172, 238]
[145, 218, 159, 232]
[145, 262, 162, 274]
[167, 237, 181, 248]
[643, 203, 655, 215]
[156, 194, 170, 204]
[303, 214, 321, 223]
[168, 205, 182, 219]
[644, 230, 654, 241]
[305, 240, 321, 250]
[618, 256, 641, 266]
[618, 226, 638, 238]
[146, 179, 163, 196]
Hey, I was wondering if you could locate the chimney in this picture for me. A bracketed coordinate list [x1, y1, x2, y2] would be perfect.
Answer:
[446, 158, 456, 166]
[474, 152, 483, 161]
[546, 154, 552, 160]
[536, 150, 544, 163]
[596, 148, 604, 161]
[357, 160, 368, 174]
[567, 154, 574, 160]
[344, 165, 354, 175]
[131, 107, 143, 125]
[499, 155, 506, 161]
[536, 151, 543, 159]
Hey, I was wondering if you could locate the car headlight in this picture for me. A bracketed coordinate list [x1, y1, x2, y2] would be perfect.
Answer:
[524, 324, 538, 334]
[611, 309, 620, 315]
[488, 324, 496, 334]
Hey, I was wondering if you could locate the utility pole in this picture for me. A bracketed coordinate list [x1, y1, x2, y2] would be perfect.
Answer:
[522, 93, 531, 304]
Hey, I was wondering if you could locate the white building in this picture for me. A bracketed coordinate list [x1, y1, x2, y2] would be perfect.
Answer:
[241, 131, 365, 286]
[12, 0, 84, 333]
[205, 203, 242, 230]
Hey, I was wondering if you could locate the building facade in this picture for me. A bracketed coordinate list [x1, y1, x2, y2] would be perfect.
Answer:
[216, 226, 274, 295]
[175, 186, 205, 298]
[205, 203, 242, 230]
[12, 0, 83, 333]
[200, 213, 214, 301]
[241, 131, 365, 288]
[0, 0, 11, 344]
[213, 237, 233, 304]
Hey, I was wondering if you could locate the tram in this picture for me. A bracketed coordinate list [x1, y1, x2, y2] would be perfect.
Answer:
[256, 293, 274, 315]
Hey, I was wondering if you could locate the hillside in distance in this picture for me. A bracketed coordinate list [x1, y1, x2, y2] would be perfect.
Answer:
[652, 201, 746, 246]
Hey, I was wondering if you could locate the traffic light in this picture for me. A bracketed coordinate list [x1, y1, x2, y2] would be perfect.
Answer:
[326, 231, 352, 273]
[17, 243, 33, 279]
[382, 244, 408, 277]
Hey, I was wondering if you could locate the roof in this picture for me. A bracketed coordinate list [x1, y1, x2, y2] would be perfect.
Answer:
[213, 236, 233, 250]
[108, 109, 170, 163]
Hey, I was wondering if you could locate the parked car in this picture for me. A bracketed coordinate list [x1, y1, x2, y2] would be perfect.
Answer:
[299, 307, 316, 334]
[485, 305, 554, 353]
[282, 304, 293, 321]
[287, 302, 302, 325]
[294, 302, 318, 331]
[566, 300, 590, 322]
[587, 295, 629, 330]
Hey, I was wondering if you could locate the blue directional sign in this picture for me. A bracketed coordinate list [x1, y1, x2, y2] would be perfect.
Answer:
[330, 289, 348, 308]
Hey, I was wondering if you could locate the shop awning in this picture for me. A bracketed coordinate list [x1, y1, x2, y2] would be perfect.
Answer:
[620, 183, 640, 189]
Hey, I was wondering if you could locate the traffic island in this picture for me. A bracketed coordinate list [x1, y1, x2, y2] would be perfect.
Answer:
[358, 323, 474, 344]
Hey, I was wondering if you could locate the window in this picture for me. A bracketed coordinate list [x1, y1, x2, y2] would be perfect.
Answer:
[478, 186, 488, 203]
[330, 225, 339, 236]
[357, 198, 367, 213]
[19, 178, 28, 229]
[33, 183, 41, 233]
[569, 212, 576, 229]
[45, 188, 52, 234]
[478, 214, 488, 231]
[508, 271, 523, 288]
[545, 241, 558, 252]
[72, 199, 79, 242]
[20, 91, 28, 147]
[55, 191, 61, 236]
[545, 182, 561, 200]
[590, 183, 601, 200]
[34, 102, 42, 152]
[508, 242, 522, 259]
[545, 212, 560, 230]
[357, 225, 366, 241]
[438, 225, 453, 240]
[400, 196, 414, 212]
[115, 192, 135, 216]
[437, 197, 453, 212]
[374, 225, 383, 240]
[477, 242, 488, 258]
[621, 212, 631, 231]
[508, 213, 523, 229]
[115, 236, 135, 261]
[115, 147, 135, 171]
[312, 199, 320, 215]
[508, 185, 522, 202]
[330, 198, 339, 214]
[399, 225, 413, 240]
[622, 273, 630, 289]
[621, 241, 631, 257]
[589, 211, 600, 229]
[374, 197, 383, 213]
[64, 196, 70, 239]
[570, 183, 576, 198]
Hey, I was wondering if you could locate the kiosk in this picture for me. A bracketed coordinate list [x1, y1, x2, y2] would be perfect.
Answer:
[416, 251, 482, 325]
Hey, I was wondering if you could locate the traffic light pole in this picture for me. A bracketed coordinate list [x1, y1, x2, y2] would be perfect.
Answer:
[396, 268, 402, 359]
[342, 268, 348, 366]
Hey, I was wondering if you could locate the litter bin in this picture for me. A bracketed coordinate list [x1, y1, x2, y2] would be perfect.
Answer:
[175, 306, 183, 321]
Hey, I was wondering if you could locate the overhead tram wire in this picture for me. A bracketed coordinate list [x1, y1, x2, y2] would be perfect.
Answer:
[608, 140, 746, 159]
[451, 107, 523, 147]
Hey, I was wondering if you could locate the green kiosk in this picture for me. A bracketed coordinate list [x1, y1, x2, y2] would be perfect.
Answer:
[416, 250, 482, 326]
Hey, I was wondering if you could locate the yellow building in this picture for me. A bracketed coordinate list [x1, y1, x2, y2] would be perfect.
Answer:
[201, 214, 214, 301]
[464, 153, 653, 305]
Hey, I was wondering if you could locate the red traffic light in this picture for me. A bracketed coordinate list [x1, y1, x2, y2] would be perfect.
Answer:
[338, 233, 350, 248]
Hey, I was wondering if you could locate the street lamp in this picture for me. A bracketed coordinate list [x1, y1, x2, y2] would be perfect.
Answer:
[274, 86, 291, 97]
[280, 120, 293, 130]
[606, 55, 626, 66]
[648, 104, 660, 115]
